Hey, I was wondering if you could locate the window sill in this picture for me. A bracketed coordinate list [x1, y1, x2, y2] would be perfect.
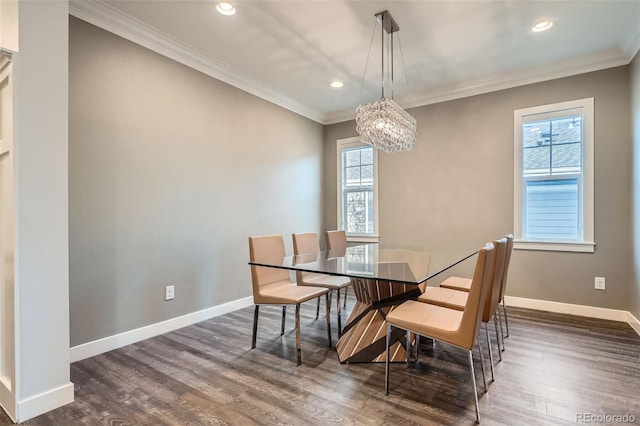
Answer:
[514, 240, 595, 253]
[346, 235, 380, 244]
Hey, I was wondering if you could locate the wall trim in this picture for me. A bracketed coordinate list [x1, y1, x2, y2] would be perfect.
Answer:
[69, 1, 637, 127]
[504, 296, 640, 336]
[627, 312, 640, 336]
[16, 382, 74, 423]
[0, 380, 16, 422]
[70, 296, 254, 363]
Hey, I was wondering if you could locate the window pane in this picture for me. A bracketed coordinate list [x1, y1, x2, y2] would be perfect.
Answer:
[551, 143, 581, 172]
[551, 116, 581, 145]
[361, 164, 373, 184]
[523, 145, 550, 175]
[524, 178, 579, 241]
[346, 190, 373, 234]
[360, 147, 373, 165]
[345, 149, 361, 167]
[345, 166, 360, 186]
[523, 121, 550, 148]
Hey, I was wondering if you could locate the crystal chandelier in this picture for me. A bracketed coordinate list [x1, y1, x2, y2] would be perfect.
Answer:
[356, 10, 417, 153]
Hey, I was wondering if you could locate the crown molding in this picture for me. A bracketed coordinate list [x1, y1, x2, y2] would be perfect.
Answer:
[70, 0, 638, 127]
[324, 48, 631, 125]
[69, 0, 325, 124]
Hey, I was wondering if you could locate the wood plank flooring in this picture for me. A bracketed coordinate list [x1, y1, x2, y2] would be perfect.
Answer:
[4, 303, 639, 425]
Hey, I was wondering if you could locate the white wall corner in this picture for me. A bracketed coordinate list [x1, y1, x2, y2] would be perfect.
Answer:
[504, 296, 640, 336]
[16, 382, 74, 423]
[70, 296, 254, 363]
[621, 7, 640, 61]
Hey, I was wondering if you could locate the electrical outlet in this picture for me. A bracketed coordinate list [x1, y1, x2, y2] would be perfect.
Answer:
[594, 277, 605, 290]
[165, 285, 175, 300]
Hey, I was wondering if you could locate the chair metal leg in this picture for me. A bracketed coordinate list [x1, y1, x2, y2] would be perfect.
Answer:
[496, 306, 506, 351]
[502, 300, 510, 337]
[315, 297, 320, 320]
[251, 305, 259, 349]
[406, 330, 411, 366]
[493, 315, 503, 361]
[336, 289, 342, 336]
[295, 304, 301, 366]
[343, 286, 348, 308]
[325, 292, 332, 347]
[385, 323, 392, 395]
[475, 338, 488, 393]
[484, 323, 495, 382]
[468, 350, 481, 424]
[281, 306, 286, 336]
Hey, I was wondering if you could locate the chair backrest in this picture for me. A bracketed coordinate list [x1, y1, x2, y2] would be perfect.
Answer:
[457, 242, 495, 350]
[499, 234, 514, 302]
[292, 232, 320, 255]
[325, 230, 347, 253]
[482, 237, 508, 322]
[248, 235, 290, 297]
[292, 232, 321, 283]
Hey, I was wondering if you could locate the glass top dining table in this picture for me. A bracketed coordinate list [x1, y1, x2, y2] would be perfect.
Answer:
[249, 243, 478, 363]
[248, 243, 478, 285]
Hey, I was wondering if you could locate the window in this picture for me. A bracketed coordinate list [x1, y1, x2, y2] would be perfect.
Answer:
[514, 98, 594, 252]
[337, 137, 379, 242]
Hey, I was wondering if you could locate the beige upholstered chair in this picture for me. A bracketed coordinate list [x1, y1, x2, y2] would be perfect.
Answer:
[293, 232, 351, 335]
[325, 230, 349, 308]
[325, 230, 347, 252]
[498, 234, 514, 339]
[385, 242, 495, 424]
[249, 234, 331, 365]
[440, 234, 514, 348]
[418, 238, 508, 380]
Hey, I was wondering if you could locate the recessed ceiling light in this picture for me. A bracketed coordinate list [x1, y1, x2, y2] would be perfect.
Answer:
[532, 20, 554, 32]
[216, 2, 236, 16]
[330, 81, 344, 88]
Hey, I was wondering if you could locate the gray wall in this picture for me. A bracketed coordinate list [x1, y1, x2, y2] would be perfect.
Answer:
[69, 18, 324, 346]
[632, 51, 640, 320]
[324, 67, 633, 311]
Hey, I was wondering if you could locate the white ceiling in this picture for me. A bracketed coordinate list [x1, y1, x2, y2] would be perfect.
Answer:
[71, 0, 640, 124]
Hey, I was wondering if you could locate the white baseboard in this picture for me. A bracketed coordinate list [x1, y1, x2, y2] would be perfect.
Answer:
[0, 379, 16, 422]
[16, 382, 74, 423]
[70, 296, 254, 363]
[627, 312, 640, 336]
[504, 296, 640, 336]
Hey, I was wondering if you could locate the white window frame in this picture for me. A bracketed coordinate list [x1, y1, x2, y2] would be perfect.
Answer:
[514, 98, 595, 253]
[336, 136, 379, 243]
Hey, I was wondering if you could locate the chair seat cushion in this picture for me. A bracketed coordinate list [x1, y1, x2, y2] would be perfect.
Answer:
[418, 287, 468, 311]
[386, 300, 463, 343]
[299, 273, 352, 290]
[440, 276, 472, 292]
[255, 280, 329, 304]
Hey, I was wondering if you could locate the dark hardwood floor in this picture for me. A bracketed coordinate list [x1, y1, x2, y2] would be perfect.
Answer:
[4, 303, 639, 425]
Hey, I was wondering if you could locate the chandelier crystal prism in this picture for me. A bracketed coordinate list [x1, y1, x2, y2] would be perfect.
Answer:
[356, 10, 417, 153]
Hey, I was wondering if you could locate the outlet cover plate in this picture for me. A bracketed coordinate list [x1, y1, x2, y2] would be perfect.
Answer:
[165, 285, 175, 300]
[594, 277, 605, 290]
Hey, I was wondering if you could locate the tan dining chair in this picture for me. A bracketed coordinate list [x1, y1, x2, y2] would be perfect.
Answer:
[293, 232, 352, 335]
[418, 237, 508, 381]
[249, 234, 331, 365]
[498, 234, 514, 340]
[325, 230, 349, 309]
[440, 234, 514, 350]
[385, 242, 495, 424]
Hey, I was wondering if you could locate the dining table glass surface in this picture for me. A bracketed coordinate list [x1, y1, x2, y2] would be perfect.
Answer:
[249, 243, 478, 285]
